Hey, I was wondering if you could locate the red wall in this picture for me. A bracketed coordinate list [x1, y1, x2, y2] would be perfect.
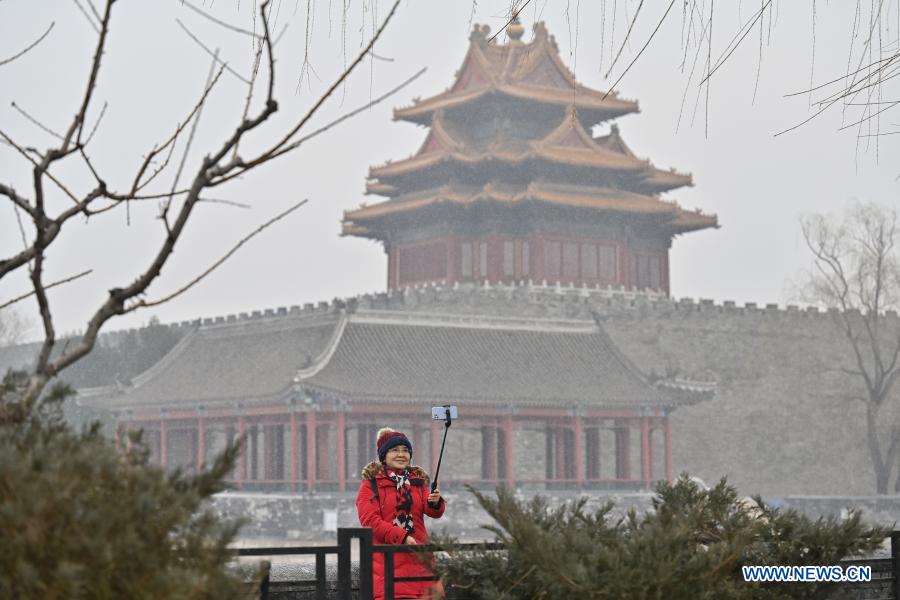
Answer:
[386, 234, 670, 295]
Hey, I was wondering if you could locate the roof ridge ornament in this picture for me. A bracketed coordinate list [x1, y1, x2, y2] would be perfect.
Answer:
[470, 23, 491, 46]
[507, 15, 525, 41]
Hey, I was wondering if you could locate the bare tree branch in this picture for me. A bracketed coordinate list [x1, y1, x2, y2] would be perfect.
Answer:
[0, 270, 93, 311]
[176, 19, 252, 84]
[602, 0, 677, 102]
[786, 53, 900, 98]
[129, 200, 307, 311]
[698, 0, 772, 86]
[83, 0, 102, 23]
[233, 66, 427, 171]
[63, 0, 113, 151]
[11, 101, 65, 141]
[604, 0, 645, 79]
[0, 22, 55, 67]
[83, 101, 107, 146]
[129, 64, 226, 197]
[0, 183, 36, 218]
[180, 0, 265, 39]
[71, 0, 100, 33]
[206, 0, 402, 186]
[0, 129, 81, 204]
[164, 52, 220, 221]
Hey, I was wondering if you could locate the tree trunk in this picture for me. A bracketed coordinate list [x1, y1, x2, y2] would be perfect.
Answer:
[867, 403, 891, 494]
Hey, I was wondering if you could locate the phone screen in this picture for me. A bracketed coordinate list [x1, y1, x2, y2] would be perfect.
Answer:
[431, 405, 458, 420]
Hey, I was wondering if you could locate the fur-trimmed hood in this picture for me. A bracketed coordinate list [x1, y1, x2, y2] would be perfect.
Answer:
[361, 460, 430, 482]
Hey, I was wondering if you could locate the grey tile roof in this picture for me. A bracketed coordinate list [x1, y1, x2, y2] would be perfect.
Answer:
[298, 312, 676, 408]
[80, 308, 699, 411]
[81, 314, 340, 409]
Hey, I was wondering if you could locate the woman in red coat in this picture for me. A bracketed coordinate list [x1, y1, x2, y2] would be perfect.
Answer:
[356, 428, 446, 599]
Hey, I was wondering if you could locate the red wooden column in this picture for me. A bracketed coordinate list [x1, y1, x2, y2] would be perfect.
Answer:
[430, 419, 441, 473]
[411, 424, 423, 467]
[237, 415, 246, 489]
[573, 414, 584, 488]
[290, 412, 300, 492]
[196, 411, 206, 471]
[585, 426, 599, 480]
[305, 409, 317, 493]
[664, 414, 673, 482]
[503, 413, 514, 486]
[336, 410, 347, 492]
[554, 423, 565, 481]
[640, 415, 651, 488]
[615, 421, 630, 480]
[263, 425, 275, 481]
[160, 412, 168, 470]
[482, 426, 497, 481]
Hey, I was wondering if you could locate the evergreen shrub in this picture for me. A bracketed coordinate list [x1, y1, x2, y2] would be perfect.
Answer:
[437, 476, 887, 599]
[0, 371, 253, 599]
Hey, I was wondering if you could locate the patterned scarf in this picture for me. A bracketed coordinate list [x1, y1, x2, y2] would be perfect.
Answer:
[386, 468, 414, 536]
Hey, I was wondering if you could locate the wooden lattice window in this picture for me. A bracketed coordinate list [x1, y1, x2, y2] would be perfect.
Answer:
[398, 242, 447, 285]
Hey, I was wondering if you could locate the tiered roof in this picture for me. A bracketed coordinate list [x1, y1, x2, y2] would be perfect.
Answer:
[393, 22, 639, 126]
[342, 19, 716, 242]
[343, 182, 710, 238]
[366, 116, 689, 190]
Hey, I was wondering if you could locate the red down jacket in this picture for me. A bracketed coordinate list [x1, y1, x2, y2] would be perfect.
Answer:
[356, 462, 446, 599]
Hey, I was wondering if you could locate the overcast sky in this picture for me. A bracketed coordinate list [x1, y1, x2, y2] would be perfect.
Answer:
[2, 1, 898, 340]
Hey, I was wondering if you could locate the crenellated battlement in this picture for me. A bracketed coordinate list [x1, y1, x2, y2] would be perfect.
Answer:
[44, 278, 899, 353]
[90, 279, 897, 344]
[344, 280, 852, 325]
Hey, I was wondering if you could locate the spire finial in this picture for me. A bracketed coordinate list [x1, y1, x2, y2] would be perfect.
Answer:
[507, 15, 525, 41]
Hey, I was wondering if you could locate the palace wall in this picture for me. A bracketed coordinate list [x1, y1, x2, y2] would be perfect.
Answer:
[350, 282, 895, 499]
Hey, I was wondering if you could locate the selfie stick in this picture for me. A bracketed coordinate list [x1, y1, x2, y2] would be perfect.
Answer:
[431, 408, 452, 493]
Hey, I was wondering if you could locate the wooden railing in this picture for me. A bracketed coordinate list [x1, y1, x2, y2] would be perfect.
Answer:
[236, 528, 900, 600]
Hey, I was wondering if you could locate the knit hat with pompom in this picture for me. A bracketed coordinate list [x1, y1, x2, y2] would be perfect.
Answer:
[376, 427, 413, 462]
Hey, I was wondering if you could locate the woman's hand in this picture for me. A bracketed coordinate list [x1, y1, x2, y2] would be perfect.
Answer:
[404, 535, 418, 545]
[427, 488, 442, 506]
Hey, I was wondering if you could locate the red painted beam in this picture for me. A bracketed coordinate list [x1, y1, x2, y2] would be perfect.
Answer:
[573, 416, 584, 488]
[336, 411, 347, 493]
[197, 415, 206, 471]
[237, 415, 246, 490]
[503, 414, 514, 486]
[290, 412, 299, 492]
[664, 415, 673, 483]
[160, 418, 168, 470]
[306, 410, 317, 493]
[430, 419, 441, 476]
[640, 416, 651, 488]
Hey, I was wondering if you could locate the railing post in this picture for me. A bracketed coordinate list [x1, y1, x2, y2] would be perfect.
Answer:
[315, 550, 327, 600]
[258, 560, 270, 600]
[337, 529, 353, 600]
[892, 531, 900, 600]
[384, 550, 395, 600]
[338, 528, 374, 600]
[358, 528, 373, 600]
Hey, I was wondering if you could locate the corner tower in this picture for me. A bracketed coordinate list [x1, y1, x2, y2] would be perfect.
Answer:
[343, 20, 716, 294]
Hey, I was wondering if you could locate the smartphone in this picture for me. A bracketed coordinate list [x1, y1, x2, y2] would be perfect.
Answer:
[431, 405, 458, 420]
